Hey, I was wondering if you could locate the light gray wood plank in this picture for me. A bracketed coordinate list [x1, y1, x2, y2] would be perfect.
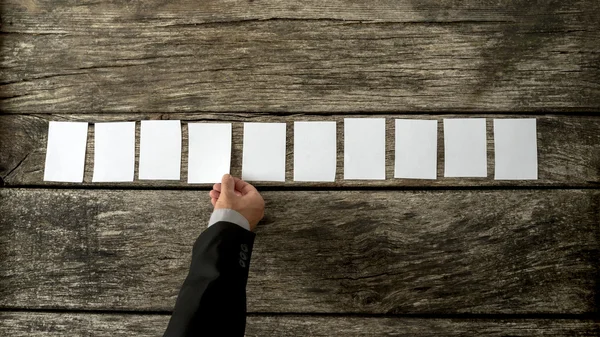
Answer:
[1, 114, 598, 188]
[3, 0, 599, 27]
[0, 188, 597, 313]
[1, 312, 599, 337]
[1, 16, 598, 113]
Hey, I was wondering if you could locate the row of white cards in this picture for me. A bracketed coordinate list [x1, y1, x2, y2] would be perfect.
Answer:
[43, 118, 538, 183]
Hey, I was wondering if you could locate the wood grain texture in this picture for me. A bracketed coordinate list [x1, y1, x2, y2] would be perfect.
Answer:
[1, 0, 599, 113]
[3, 0, 599, 26]
[1, 188, 598, 314]
[0, 114, 598, 188]
[1, 312, 599, 337]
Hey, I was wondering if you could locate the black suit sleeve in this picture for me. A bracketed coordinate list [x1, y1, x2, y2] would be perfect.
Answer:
[163, 221, 256, 337]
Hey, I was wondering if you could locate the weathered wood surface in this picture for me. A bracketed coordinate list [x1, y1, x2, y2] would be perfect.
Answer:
[1, 312, 599, 337]
[1, 0, 599, 113]
[1, 188, 597, 313]
[0, 114, 598, 188]
[4, 0, 599, 26]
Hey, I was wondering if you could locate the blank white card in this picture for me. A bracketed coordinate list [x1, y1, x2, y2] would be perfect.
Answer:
[444, 119, 487, 177]
[395, 119, 438, 179]
[188, 123, 232, 184]
[242, 123, 286, 182]
[294, 121, 336, 182]
[344, 118, 385, 180]
[93, 122, 136, 182]
[139, 120, 182, 180]
[44, 121, 89, 182]
[494, 119, 538, 180]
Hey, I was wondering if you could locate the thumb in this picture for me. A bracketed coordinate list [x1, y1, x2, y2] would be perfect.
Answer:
[220, 174, 236, 197]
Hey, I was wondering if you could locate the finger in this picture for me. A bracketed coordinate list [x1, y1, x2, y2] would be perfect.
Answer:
[216, 182, 241, 195]
[221, 174, 236, 196]
[233, 177, 257, 195]
[209, 190, 220, 199]
[211, 198, 217, 207]
[232, 177, 247, 190]
[226, 178, 243, 196]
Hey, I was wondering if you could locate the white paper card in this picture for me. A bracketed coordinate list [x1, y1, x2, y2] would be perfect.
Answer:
[44, 121, 89, 182]
[139, 120, 182, 180]
[92, 122, 136, 182]
[395, 119, 438, 179]
[294, 121, 337, 182]
[344, 118, 386, 180]
[444, 119, 487, 177]
[494, 119, 538, 180]
[188, 123, 232, 184]
[242, 123, 286, 182]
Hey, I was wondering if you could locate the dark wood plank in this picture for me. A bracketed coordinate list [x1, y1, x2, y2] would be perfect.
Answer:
[0, 188, 597, 313]
[1, 12, 598, 113]
[1, 312, 599, 337]
[1, 114, 598, 188]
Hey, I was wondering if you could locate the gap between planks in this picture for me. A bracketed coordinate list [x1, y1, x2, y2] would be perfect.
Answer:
[1, 308, 598, 320]
[1, 184, 599, 192]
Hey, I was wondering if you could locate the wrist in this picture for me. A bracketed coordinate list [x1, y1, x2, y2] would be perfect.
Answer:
[208, 209, 251, 231]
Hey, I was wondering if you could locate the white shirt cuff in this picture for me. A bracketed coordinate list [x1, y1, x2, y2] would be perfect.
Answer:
[208, 209, 251, 231]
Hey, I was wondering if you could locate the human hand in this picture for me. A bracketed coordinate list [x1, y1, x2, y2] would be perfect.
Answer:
[209, 174, 265, 231]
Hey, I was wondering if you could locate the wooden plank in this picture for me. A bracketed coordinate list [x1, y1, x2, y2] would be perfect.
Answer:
[1, 114, 598, 188]
[0, 188, 597, 313]
[1, 17, 599, 113]
[1, 312, 599, 337]
[4, 0, 599, 27]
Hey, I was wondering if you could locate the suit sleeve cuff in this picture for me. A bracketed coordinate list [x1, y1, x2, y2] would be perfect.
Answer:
[208, 209, 251, 231]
